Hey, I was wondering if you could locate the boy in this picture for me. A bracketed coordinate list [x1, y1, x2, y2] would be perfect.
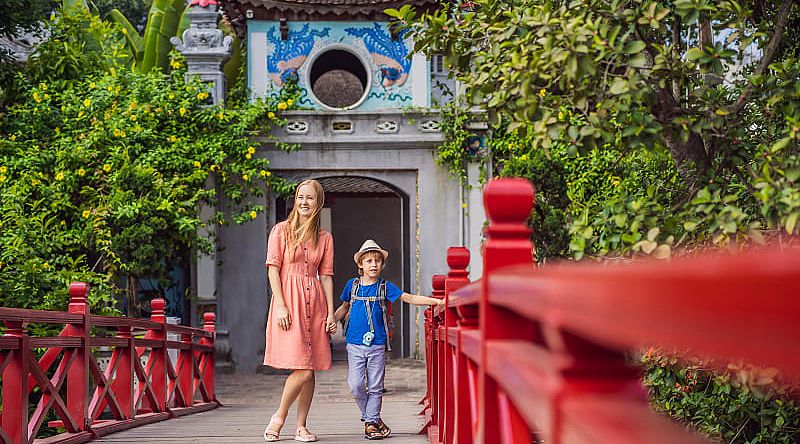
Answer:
[334, 239, 443, 440]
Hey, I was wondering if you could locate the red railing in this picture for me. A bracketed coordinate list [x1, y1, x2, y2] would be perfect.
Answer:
[1, 283, 219, 444]
[421, 177, 800, 444]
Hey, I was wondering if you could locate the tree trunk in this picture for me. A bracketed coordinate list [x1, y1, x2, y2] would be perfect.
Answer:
[662, 131, 711, 191]
[126, 276, 141, 318]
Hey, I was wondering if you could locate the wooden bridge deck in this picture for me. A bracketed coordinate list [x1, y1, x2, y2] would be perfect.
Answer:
[95, 342, 428, 444]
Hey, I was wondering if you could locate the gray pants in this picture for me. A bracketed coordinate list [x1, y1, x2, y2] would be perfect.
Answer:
[346, 343, 386, 423]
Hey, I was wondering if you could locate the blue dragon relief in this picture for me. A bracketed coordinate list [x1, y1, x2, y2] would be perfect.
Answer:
[345, 23, 412, 89]
[266, 24, 330, 86]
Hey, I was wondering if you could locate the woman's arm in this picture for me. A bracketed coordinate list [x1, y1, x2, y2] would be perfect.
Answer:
[268, 265, 291, 330]
[399, 293, 444, 306]
[320, 275, 336, 333]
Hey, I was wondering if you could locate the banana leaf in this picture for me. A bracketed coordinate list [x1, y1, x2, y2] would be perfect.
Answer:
[108, 8, 145, 67]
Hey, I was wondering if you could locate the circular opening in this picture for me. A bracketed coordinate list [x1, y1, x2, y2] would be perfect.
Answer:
[309, 49, 369, 109]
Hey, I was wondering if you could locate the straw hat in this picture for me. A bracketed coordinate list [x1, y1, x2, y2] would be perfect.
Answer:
[353, 239, 389, 264]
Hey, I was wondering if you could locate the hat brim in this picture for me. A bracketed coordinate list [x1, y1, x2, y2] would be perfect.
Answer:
[354, 248, 389, 265]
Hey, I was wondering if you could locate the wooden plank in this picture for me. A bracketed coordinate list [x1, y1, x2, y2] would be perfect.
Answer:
[91, 316, 159, 330]
[29, 337, 82, 348]
[93, 401, 427, 443]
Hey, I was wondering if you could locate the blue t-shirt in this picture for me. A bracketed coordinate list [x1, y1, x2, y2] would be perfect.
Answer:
[340, 277, 403, 345]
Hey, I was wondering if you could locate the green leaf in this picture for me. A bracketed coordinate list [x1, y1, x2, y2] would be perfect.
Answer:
[686, 47, 705, 61]
[623, 40, 646, 55]
[610, 77, 629, 95]
[786, 212, 798, 234]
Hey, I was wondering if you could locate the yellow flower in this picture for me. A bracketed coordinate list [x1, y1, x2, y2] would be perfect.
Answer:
[54, 127, 60, 134]
[44, 94, 50, 100]
[193, 161, 202, 168]
[55, 172, 64, 180]
[558, 111, 564, 120]
[170, 59, 182, 69]
[259, 170, 268, 177]
[156, 107, 163, 113]
[77, 168, 86, 177]
[107, 85, 113, 92]
[217, 112, 224, 120]
[103, 164, 112, 173]
[242, 174, 249, 181]
[265, 170, 271, 177]
[277, 102, 288, 110]
[83, 99, 91, 107]
[539, 88, 546, 97]
[130, 114, 137, 122]
[249, 211, 257, 219]
[461, 202, 468, 209]
[0, 175, 5, 183]
[33, 92, 41, 103]
[268, 112, 276, 119]
[179, 107, 187, 116]
[287, 99, 294, 106]
[245, 153, 252, 159]
[197, 91, 209, 100]
[168, 135, 177, 142]
[168, 93, 175, 100]
[9, 135, 15, 141]
[89, 82, 96, 88]
[113, 128, 122, 137]
[40, 83, 47, 91]
[247, 147, 255, 154]
[121, 27, 127, 35]
[0, 166, 7, 174]
[82, 209, 91, 218]
[31, 179, 40, 186]
[210, 164, 218, 172]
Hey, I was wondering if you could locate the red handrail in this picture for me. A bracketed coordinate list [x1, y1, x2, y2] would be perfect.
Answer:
[0, 283, 219, 444]
[422, 177, 800, 444]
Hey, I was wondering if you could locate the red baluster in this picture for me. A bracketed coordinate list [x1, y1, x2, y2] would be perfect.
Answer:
[2, 321, 29, 444]
[113, 325, 135, 419]
[148, 298, 168, 412]
[201, 311, 217, 402]
[66, 282, 91, 431]
[428, 274, 446, 431]
[178, 331, 194, 407]
[454, 289, 478, 444]
[479, 178, 536, 444]
[443, 247, 470, 444]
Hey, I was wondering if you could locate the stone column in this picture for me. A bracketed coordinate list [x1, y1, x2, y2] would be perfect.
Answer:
[172, 0, 234, 372]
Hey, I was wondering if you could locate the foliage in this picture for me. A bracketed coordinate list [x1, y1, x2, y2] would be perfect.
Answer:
[391, 0, 800, 191]
[0, 0, 55, 40]
[0, 5, 294, 313]
[641, 350, 800, 443]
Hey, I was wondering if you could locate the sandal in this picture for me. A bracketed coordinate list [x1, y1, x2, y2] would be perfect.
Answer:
[294, 426, 318, 442]
[364, 422, 383, 440]
[264, 414, 284, 442]
[376, 419, 392, 438]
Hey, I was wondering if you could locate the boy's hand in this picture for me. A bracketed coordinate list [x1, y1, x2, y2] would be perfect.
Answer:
[325, 315, 337, 334]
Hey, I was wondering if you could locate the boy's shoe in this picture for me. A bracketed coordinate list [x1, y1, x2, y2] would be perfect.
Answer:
[364, 422, 384, 440]
[376, 419, 392, 438]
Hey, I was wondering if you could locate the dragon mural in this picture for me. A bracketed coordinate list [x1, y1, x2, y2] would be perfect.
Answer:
[267, 24, 330, 86]
[345, 23, 411, 89]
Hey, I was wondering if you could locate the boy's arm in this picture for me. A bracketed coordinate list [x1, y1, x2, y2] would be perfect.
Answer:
[334, 301, 350, 321]
[399, 293, 444, 306]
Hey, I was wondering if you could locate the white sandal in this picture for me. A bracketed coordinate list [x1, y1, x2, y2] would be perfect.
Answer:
[294, 426, 318, 442]
[264, 414, 284, 442]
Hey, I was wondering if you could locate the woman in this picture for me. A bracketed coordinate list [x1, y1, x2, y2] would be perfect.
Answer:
[263, 179, 336, 442]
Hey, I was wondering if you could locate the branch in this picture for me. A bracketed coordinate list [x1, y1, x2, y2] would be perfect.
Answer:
[727, 0, 793, 115]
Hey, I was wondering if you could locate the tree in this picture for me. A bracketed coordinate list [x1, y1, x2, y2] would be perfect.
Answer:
[392, 0, 800, 190]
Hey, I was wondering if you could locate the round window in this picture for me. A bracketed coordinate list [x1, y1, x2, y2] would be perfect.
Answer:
[309, 49, 369, 109]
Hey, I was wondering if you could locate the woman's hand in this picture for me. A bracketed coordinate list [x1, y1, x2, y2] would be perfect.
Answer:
[325, 315, 337, 334]
[275, 304, 291, 330]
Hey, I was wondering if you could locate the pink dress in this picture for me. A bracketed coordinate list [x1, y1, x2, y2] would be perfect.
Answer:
[263, 221, 334, 370]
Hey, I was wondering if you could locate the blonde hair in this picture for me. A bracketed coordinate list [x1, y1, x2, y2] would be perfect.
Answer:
[357, 250, 385, 275]
[285, 179, 325, 250]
